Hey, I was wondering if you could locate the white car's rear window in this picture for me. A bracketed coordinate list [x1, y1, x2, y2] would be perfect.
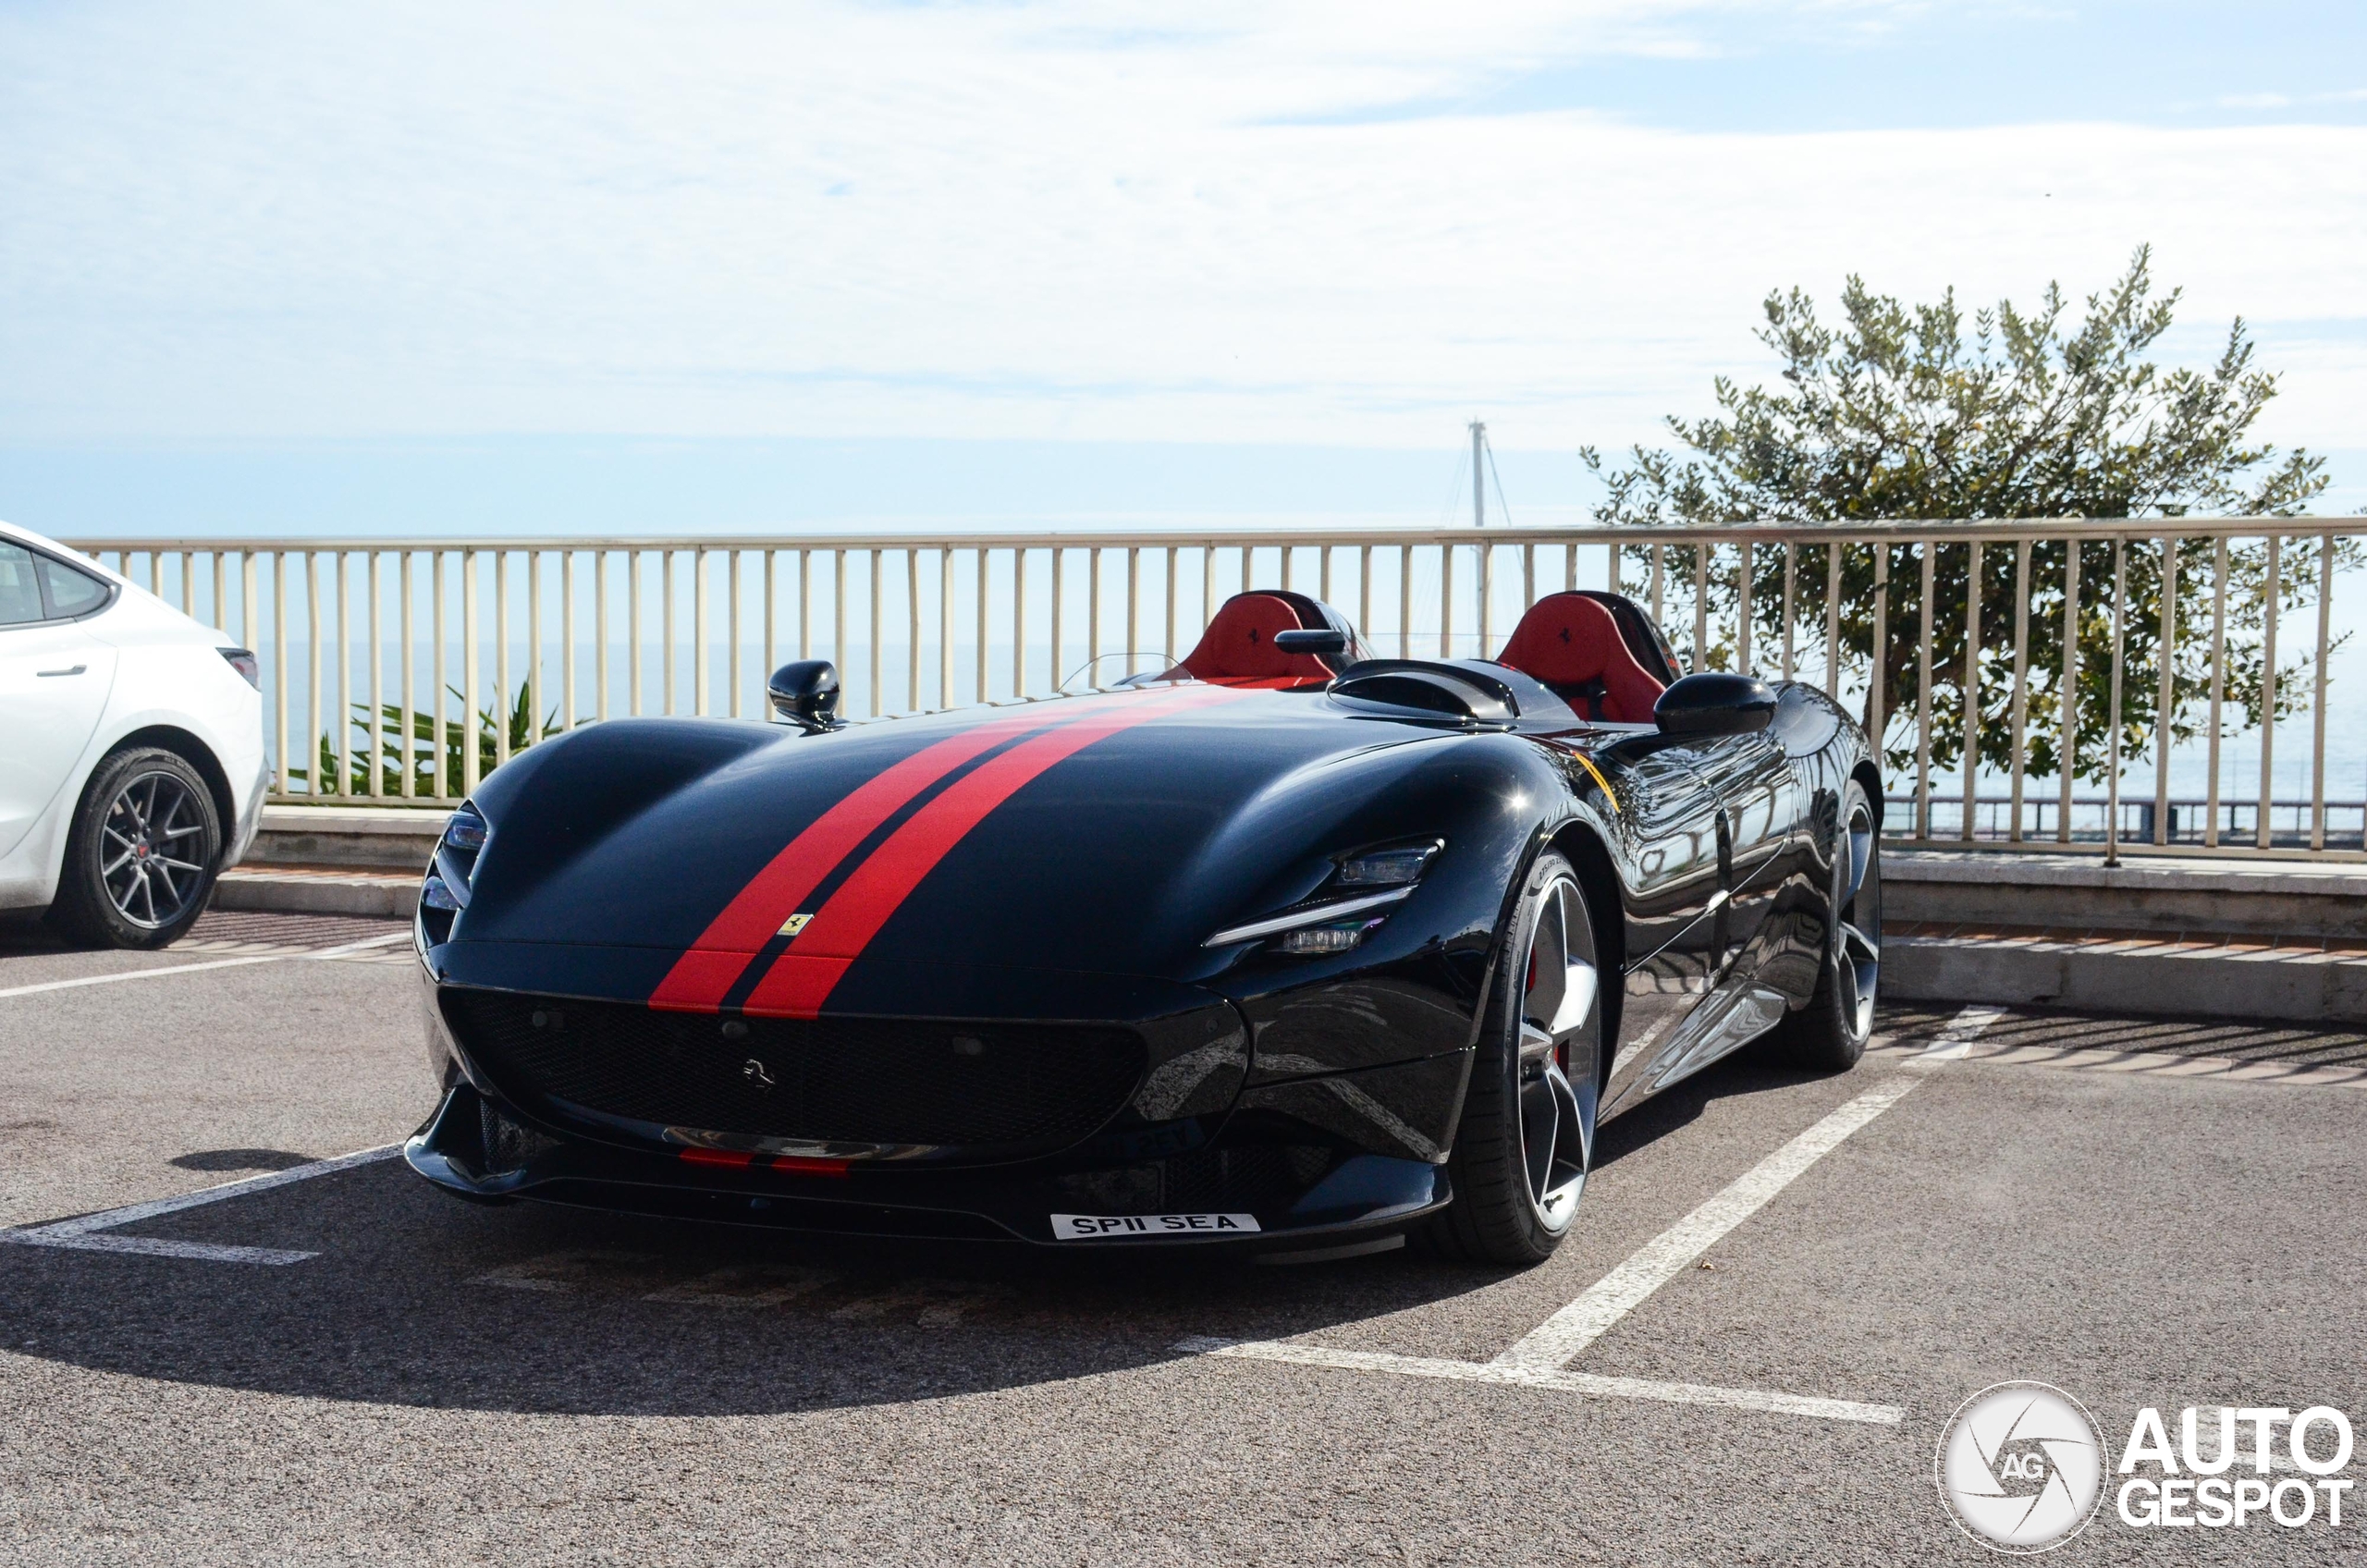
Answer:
[38, 554, 110, 618]
[0, 543, 43, 624]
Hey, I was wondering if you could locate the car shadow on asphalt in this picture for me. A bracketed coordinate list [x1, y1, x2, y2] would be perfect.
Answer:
[1590, 1039, 1861, 1172]
[0, 1048, 1848, 1420]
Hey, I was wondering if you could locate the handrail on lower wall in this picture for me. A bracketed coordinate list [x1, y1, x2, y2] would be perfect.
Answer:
[62, 517, 2365, 862]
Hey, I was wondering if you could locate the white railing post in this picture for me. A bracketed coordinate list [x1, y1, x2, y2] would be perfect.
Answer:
[939, 546, 953, 705]
[561, 549, 577, 734]
[2258, 534, 2280, 851]
[1914, 540, 1933, 840]
[305, 551, 323, 797]
[663, 548, 679, 718]
[2056, 540, 2079, 845]
[367, 551, 383, 796]
[628, 548, 644, 717]
[528, 549, 544, 741]
[272, 551, 288, 797]
[595, 550, 611, 725]
[398, 552, 415, 798]
[2205, 538, 2227, 847]
[461, 548, 481, 798]
[1736, 539, 1753, 675]
[693, 546, 711, 717]
[495, 549, 511, 766]
[1962, 540, 1980, 842]
[2312, 536, 2334, 851]
[2008, 539, 2030, 841]
[2106, 540, 2127, 864]
[433, 552, 448, 802]
[2154, 536, 2176, 846]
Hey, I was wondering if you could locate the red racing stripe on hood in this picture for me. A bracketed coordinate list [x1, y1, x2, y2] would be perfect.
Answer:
[648, 707, 1089, 1012]
[741, 686, 1243, 1018]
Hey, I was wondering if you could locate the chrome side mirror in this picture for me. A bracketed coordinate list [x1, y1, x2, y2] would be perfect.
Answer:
[767, 660, 845, 734]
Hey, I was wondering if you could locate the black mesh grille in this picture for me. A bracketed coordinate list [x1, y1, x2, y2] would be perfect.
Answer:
[442, 989, 1147, 1154]
[1160, 1145, 1332, 1211]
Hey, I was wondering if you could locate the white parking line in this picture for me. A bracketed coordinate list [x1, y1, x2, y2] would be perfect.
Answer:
[3, 1144, 403, 1265]
[0, 931, 411, 999]
[1487, 1004, 2004, 1373]
[1184, 1007, 2005, 1420]
[1490, 1074, 1926, 1371]
[1175, 1337, 1903, 1426]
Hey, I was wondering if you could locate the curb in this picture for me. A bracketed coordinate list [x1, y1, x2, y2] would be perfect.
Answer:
[214, 869, 417, 920]
[1885, 934, 2367, 1024]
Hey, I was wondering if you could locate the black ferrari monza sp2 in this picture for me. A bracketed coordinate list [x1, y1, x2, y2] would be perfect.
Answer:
[407, 589, 1884, 1265]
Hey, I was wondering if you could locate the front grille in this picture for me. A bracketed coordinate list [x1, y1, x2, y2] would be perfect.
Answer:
[442, 989, 1147, 1155]
[1048, 1145, 1333, 1216]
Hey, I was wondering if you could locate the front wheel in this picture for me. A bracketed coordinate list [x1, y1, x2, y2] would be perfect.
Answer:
[1427, 851, 1603, 1267]
[47, 747, 223, 949]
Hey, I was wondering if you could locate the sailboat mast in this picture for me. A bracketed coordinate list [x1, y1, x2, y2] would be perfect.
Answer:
[1469, 420, 1486, 529]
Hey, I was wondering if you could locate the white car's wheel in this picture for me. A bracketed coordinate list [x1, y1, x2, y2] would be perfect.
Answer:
[49, 746, 222, 949]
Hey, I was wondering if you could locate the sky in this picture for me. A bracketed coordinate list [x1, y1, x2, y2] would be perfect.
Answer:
[1, 0, 2362, 535]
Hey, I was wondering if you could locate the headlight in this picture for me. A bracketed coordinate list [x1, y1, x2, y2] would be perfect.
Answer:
[442, 807, 488, 853]
[1204, 839, 1441, 953]
[422, 803, 489, 933]
[1273, 920, 1379, 955]
[1334, 841, 1439, 887]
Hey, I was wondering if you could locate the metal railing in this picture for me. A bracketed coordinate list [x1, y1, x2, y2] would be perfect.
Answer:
[1886, 796, 2367, 852]
[63, 517, 2362, 861]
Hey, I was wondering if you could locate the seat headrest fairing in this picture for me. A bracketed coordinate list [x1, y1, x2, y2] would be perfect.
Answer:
[1174, 592, 1362, 689]
[1494, 592, 1669, 723]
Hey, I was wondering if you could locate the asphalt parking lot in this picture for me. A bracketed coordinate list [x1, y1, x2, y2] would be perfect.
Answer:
[3, 911, 2362, 1565]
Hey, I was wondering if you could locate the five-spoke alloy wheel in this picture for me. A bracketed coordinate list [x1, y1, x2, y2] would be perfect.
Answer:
[1429, 851, 1603, 1265]
[1775, 778, 1882, 1070]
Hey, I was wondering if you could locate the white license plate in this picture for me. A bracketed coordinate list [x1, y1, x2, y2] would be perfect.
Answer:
[1049, 1212, 1262, 1240]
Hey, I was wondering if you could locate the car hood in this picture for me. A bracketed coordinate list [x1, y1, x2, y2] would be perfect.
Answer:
[444, 684, 1490, 1011]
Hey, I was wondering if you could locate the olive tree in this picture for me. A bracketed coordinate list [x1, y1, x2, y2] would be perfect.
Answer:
[1582, 248, 2343, 782]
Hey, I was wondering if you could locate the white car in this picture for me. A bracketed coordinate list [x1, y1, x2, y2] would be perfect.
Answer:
[0, 520, 268, 948]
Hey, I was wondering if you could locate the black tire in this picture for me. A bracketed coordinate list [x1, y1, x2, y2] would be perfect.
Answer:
[1427, 851, 1604, 1267]
[47, 747, 223, 950]
[1772, 778, 1881, 1071]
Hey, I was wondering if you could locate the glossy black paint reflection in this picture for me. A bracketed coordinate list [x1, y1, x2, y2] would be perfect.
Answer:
[766, 659, 845, 732]
[1654, 671, 1778, 736]
[413, 636, 1878, 1248]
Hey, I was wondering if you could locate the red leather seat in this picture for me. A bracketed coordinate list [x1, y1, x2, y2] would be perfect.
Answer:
[1176, 593, 1340, 689]
[1496, 593, 1667, 722]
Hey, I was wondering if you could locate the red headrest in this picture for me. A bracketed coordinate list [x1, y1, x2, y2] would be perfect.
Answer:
[1497, 593, 1667, 723]
[1177, 593, 1337, 688]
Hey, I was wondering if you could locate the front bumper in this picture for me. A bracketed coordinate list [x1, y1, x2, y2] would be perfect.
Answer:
[405, 1080, 1449, 1253]
[410, 935, 1470, 1253]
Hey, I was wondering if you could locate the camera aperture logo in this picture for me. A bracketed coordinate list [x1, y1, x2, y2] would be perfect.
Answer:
[1936, 1382, 2107, 1553]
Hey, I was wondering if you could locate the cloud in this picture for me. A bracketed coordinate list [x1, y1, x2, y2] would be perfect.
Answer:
[0, 1, 2360, 451]
[2218, 87, 2367, 110]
